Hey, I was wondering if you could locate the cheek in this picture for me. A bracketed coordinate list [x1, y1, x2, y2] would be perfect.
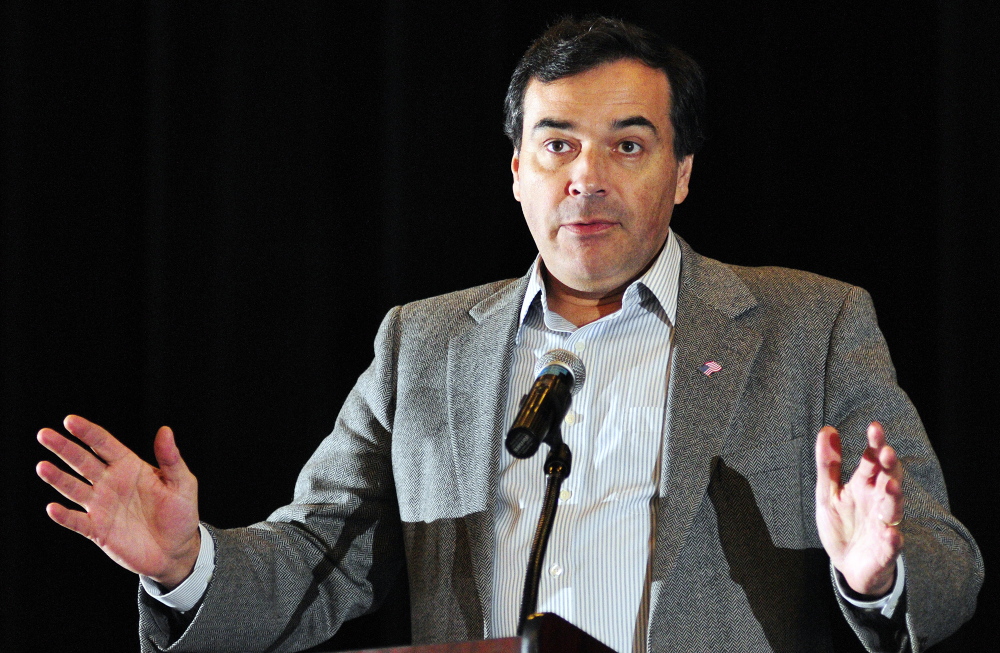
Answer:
[520, 179, 561, 217]
[522, 206, 549, 239]
[638, 177, 679, 214]
[522, 215, 554, 254]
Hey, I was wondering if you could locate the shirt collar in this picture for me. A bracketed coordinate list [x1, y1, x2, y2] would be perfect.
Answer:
[518, 229, 682, 332]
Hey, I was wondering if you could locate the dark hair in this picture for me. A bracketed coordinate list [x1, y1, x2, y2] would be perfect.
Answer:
[503, 16, 706, 159]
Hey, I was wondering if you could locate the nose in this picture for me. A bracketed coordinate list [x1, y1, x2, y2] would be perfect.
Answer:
[566, 147, 607, 197]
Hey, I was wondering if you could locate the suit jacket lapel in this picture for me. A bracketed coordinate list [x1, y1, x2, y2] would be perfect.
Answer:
[445, 274, 529, 635]
[651, 238, 762, 594]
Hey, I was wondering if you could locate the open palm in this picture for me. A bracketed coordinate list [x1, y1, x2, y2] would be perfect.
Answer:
[37, 415, 201, 588]
[815, 422, 904, 596]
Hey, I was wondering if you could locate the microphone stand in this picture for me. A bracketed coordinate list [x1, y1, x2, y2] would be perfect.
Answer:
[516, 428, 572, 636]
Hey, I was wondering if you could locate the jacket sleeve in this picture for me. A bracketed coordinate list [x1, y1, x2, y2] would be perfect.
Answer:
[138, 307, 407, 653]
[822, 286, 983, 652]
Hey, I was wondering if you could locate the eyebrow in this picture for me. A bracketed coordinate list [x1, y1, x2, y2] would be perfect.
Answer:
[531, 115, 659, 137]
[611, 115, 658, 136]
[532, 118, 574, 132]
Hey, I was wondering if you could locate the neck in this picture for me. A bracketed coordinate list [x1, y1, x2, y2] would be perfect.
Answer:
[541, 237, 668, 327]
[544, 273, 628, 328]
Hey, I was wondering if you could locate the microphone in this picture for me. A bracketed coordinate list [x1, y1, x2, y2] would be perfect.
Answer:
[505, 349, 586, 459]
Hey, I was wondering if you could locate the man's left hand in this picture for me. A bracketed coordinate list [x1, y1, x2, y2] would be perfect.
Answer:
[815, 421, 904, 596]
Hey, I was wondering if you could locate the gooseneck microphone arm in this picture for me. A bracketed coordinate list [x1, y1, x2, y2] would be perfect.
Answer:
[506, 349, 586, 636]
[516, 432, 572, 635]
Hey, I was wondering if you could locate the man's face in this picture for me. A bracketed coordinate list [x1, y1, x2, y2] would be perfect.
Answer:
[512, 59, 693, 296]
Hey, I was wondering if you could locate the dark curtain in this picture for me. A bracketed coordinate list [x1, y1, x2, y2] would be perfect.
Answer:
[3, 2, 996, 651]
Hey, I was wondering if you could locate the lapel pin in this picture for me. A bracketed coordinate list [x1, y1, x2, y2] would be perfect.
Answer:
[699, 361, 722, 377]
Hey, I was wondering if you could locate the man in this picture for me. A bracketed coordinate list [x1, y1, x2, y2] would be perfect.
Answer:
[36, 16, 981, 653]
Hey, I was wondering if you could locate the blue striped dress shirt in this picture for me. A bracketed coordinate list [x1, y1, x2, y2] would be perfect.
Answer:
[490, 231, 681, 653]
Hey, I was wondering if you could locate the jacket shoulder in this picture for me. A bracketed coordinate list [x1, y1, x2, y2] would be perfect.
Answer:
[394, 277, 525, 337]
[675, 234, 863, 321]
[730, 263, 859, 307]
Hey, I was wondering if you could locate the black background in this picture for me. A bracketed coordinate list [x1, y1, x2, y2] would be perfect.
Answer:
[3, 2, 997, 651]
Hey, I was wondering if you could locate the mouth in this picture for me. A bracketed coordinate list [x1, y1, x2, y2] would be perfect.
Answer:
[561, 220, 617, 236]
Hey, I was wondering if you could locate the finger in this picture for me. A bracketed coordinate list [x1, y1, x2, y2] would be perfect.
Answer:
[878, 472, 905, 525]
[874, 444, 901, 493]
[153, 426, 195, 489]
[877, 443, 899, 473]
[862, 424, 905, 527]
[36, 460, 94, 508]
[63, 415, 133, 465]
[815, 426, 843, 506]
[870, 422, 903, 497]
[37, 428, 107, 482]
[866, 421, 887, 450]
[45, 502, 95, 539]
[851, 450, 881, 486]
[880, 499, 904, 527]
[848, 423, 886, 485]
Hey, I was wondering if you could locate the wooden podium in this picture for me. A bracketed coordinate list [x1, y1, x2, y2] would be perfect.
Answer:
[338, 613, 615, 653]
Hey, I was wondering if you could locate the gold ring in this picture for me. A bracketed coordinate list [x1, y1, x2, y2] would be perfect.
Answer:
[886, 517, 902, 527]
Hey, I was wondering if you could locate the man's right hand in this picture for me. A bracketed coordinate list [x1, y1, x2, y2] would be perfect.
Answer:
[36, 415, 201, 590]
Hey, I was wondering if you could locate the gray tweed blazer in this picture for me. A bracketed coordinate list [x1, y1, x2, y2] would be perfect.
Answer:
[138, 236, 982, 653]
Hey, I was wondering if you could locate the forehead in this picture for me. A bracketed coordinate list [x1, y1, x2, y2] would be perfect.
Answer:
[522, 59, 672, 132]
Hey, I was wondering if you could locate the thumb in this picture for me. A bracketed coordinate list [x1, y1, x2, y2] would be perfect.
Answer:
[815, 426, 843, 507]
[153, 426, 193, 486]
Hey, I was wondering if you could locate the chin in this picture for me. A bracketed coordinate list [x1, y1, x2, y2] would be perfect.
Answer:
[569, 270, 630, 295]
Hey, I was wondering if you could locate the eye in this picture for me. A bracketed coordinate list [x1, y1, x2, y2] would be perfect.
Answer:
[617, 140, 643, 155]
[544, 140, 571, 153]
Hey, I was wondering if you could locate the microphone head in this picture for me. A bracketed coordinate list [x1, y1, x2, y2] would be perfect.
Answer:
[535, 349, 586, 394]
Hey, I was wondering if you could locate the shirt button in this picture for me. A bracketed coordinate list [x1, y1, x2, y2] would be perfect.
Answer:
[548, 563, 564, 577]
[573, 341, 586, 352]
[564, 411, 579, 425]
[559, 489, 572, 502]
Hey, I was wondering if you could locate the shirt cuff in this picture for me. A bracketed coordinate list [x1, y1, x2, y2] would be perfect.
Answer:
[835, 554, 906, 619]
[139, 524, 216, 613]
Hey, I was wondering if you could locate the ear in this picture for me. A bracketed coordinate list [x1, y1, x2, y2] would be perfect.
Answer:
[673, 154, 694, 204]
[511, 149, 521, 202]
